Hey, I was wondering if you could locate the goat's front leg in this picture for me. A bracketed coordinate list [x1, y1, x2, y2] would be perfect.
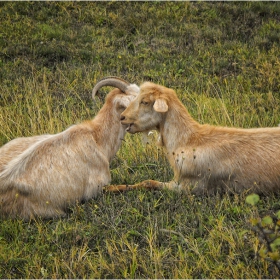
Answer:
[189, 178, 210, 196]
[104, 180, 169, 193]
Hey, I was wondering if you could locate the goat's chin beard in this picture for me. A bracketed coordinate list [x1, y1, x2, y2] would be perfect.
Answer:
[125, 123, 156, 134]
[125, 123, 145, 134]
[125, 123, 138, 134]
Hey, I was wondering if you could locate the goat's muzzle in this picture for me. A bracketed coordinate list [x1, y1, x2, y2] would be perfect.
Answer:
[120, 115, 136, 133]
[121, 120, 134, 132]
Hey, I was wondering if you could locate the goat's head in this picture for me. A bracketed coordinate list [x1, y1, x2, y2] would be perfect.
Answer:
[92, 76, 140, 115]
[120, 82, 175, 133]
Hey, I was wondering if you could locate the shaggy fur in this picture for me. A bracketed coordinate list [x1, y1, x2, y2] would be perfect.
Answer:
[0, 135, 52, 174]
[111, 82, 280, 195]
[0, 88, 136, 219]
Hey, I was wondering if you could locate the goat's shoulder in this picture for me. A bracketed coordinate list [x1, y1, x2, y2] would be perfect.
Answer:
[62, 121, 97, 140]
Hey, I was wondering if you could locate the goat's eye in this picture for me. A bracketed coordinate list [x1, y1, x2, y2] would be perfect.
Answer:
[141, 101, 149, 105]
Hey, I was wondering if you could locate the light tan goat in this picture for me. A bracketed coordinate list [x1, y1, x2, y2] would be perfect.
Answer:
[106, 82, 280, 195]
[0, 77, 139, 219]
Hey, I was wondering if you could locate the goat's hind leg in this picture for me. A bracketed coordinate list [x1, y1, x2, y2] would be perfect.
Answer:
[104, 180, 164, 193]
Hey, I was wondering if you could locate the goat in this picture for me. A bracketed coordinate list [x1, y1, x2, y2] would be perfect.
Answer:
[105, 82, 280, 195]
[0, 77, 139, 219]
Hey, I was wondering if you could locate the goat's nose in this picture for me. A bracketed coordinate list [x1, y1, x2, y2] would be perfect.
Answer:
[120, 115, 125, 121]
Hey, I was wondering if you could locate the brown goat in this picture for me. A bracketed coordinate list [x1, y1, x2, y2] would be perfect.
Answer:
[105, 82, 280, 195]
[0, 77, 139, 219]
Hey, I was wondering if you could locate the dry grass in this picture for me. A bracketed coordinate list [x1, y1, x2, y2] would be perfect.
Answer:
[1, 2, 280, 278]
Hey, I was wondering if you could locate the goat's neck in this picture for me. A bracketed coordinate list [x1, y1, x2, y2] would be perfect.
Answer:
[159, 100, 200, 153]
[92, 107, 125, 162]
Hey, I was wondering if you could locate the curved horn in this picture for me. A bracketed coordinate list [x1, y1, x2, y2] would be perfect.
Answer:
[92, 76, 130, 99]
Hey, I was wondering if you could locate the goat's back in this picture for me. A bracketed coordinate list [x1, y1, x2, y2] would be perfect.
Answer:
[0, 135, 52, 173]
[172, 124, 280, 194]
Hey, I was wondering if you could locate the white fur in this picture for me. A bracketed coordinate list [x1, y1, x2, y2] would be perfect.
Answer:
[0, 88, 136, 219]
[126, 84, 140, 96]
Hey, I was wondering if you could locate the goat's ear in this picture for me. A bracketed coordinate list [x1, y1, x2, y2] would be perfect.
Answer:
[153, 98, 168, 112]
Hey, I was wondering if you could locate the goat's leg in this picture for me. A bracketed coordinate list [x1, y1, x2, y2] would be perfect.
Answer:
[104, 180, 165, 193]
[189, 178, 210, 196]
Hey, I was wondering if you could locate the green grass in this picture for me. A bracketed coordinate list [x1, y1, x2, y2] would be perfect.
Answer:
[1, 2, 280, 278]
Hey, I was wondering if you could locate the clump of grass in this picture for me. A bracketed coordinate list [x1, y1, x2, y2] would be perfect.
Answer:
[1, 2, 280, 278]
[1, 191, 278, 278]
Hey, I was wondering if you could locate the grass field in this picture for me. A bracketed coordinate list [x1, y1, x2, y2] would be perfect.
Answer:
[1, 2, 280, 278]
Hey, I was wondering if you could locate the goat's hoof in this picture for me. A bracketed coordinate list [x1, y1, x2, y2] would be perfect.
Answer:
[103, 185, 128, 193]
[191, 187, 205, 196]
[139, 180, 163, 190]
